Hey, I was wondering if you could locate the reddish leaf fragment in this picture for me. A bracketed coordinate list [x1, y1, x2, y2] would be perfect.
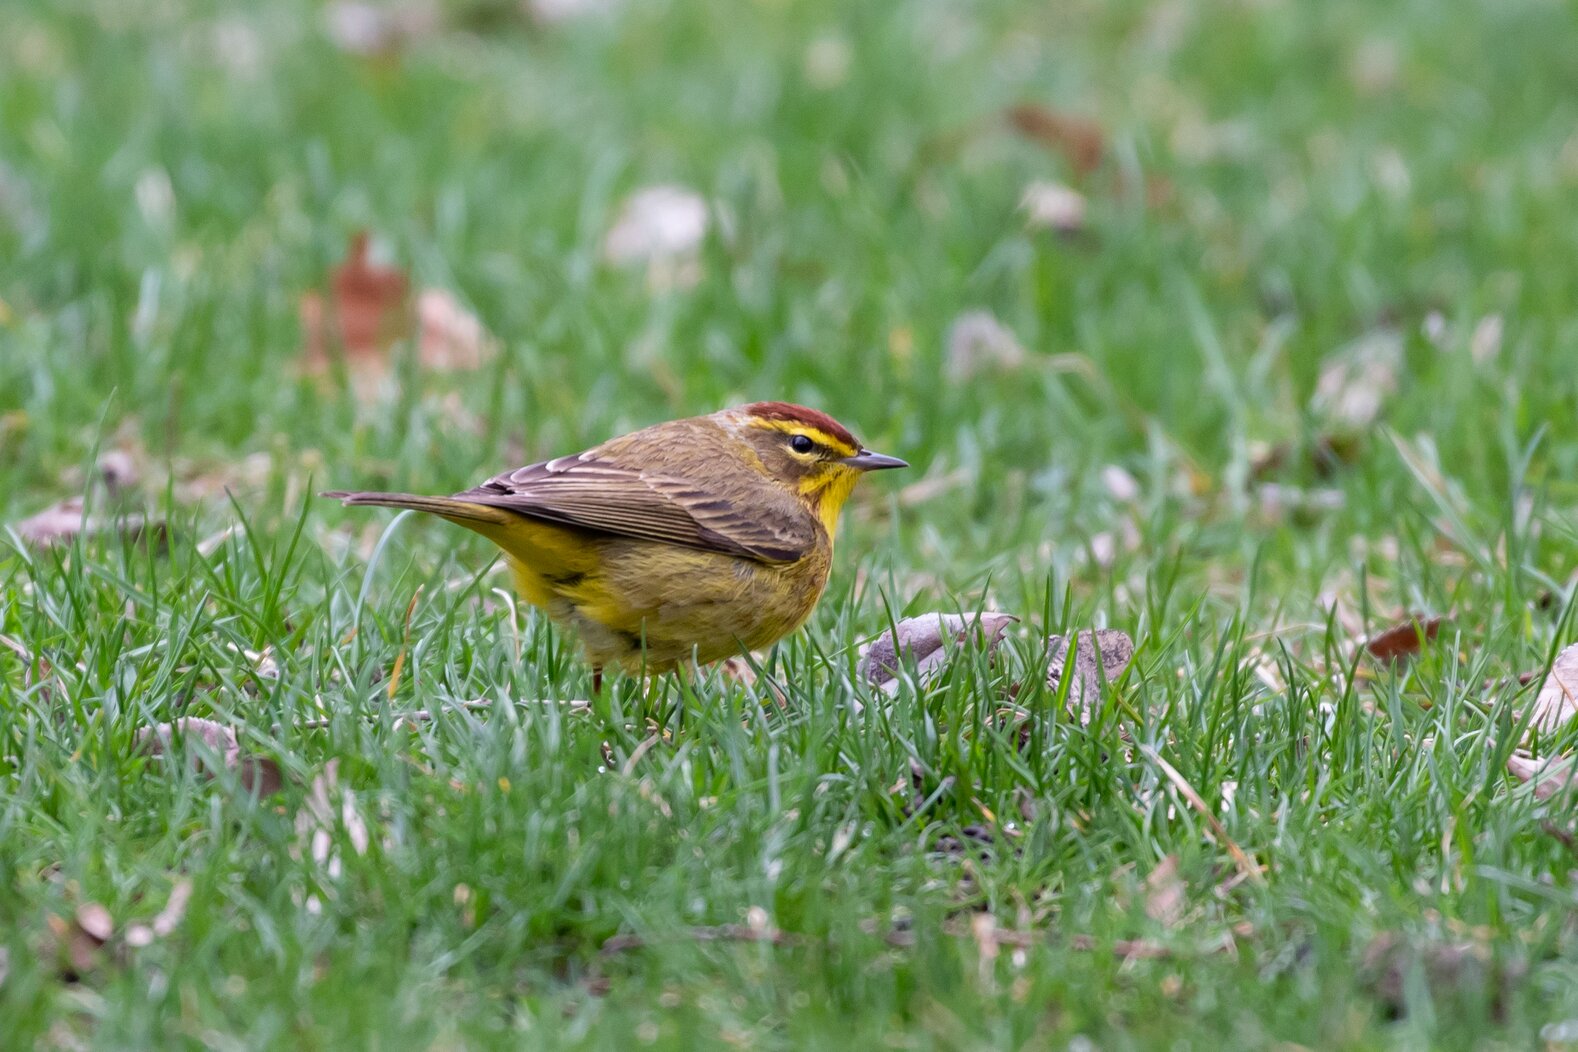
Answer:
[1004, 104, 1106, 177]
[302, 231, 412, 369]
[1364, 615, 1444, 664]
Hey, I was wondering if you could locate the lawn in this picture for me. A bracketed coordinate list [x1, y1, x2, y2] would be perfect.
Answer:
[4, 0, 1578, 1046]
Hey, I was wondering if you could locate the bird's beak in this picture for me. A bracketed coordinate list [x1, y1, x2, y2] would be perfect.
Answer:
[842, 449, 909, 471]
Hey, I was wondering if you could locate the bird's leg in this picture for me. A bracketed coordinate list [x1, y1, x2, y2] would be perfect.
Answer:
[591, 666, 603, 697]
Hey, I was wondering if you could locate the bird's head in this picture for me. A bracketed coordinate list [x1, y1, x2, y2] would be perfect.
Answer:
[719, 402, 907, 535]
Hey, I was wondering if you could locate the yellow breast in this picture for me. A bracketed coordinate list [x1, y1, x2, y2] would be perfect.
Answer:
[490, 515, 833, 672]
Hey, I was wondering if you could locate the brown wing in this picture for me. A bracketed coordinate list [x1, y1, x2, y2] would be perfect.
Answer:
[453, 449, 817, 564]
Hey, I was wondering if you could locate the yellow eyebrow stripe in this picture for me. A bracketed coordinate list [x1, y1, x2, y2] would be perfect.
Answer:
[744, 417, 859, 457]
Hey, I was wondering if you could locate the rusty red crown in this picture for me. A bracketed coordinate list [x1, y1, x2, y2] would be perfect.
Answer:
[741, 402, 859, 449]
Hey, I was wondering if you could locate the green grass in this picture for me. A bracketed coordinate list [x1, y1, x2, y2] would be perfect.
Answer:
[5, 0, 1578, 1046]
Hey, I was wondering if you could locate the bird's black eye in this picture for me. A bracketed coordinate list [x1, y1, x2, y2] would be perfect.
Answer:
[790, 434, 815, 455]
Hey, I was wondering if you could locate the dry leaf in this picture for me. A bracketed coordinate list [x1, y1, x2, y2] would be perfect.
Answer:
[136, 717, 285, 796]
[1361, 933, 1521, 1021]
[1249, 433, 1364, 482]
[526, 0, 620, 24]
[294, 760, 371, 906]
[1311, 329, 1402, 430]
[74, 903, 113, 943]
[1144, 855, 1186, 928]
[11, 498, 162, 549]
[301, 231, 411, 370]
[416, 288, 496, 371]
[1507, 754, 1577, 801]
[859, 612, 1018, 693]
[324, 0, 438, 56]
[1527, 642, 1578, 732]
[802, 33, 852, 89]
[45, 913, 105, 977]
[602, 184, 708, 289]
[945, 311, 1027, 381]
[95, 449, 141, 496]
[1470, 314, 1503, 365]
[253, 646, 281, 682]
[1364, 615, 1444, 664]
[123, 878, 193, 948]
[1004, 104, 1106, 177]
[1253, 483, 1345, 524]
[1101, 465, 1141, 503]
[1046, 629, 1134, 712]
[1020, 180, 1087, 234]
[1349, 39, 1399, 95]
[718, 655, 757, 686]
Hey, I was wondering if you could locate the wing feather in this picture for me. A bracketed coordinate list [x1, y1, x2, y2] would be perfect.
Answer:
[452, 448, 816, 563]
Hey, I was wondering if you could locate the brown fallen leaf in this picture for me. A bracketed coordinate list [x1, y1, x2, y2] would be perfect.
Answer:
[1252, 483, 1345, 526]
[45, 913, 106, 979]
[123, 877, 193, 948]
[136, 717, 285, 796]
[416, 287, 496, 371]
[1249, 433, 1365, 482]
[1470, 314, 1503, 366]
[602, 184, 708, 290]
[1526, 642, 1578, 733]
[1144, 855, 1186, 928]
[1019, 180, 1087, 234]
[718, 655, 757, 687]
[859, 612, 1019, 693]
[1364, 615, 1444, 664]
[1311, 329, 1402, 430]
[1361, 933, 1522, 1022]
[1003, 104, 1106, 177]
[294, 759, 371, 902]
[1507, 754, 1577, 801]
[11, 497, 163, 550]
[946, 310, 1027, 381]
[1100, 465, 1141, 503]
[95, 449, 141, 497]
[75, 902, 114, 943]
[324, 0, 439, 57]
[301, 231, 412, 370]
[1046, 628, 1134, 712]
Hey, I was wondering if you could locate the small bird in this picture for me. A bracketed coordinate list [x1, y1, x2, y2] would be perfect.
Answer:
[324, 402, 905, 681]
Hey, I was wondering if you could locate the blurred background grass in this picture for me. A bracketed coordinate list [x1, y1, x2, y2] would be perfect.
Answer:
[5, 0, 1578, 1046]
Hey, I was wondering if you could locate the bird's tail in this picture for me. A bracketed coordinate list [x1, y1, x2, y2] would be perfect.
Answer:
[320, 491, 515, 528]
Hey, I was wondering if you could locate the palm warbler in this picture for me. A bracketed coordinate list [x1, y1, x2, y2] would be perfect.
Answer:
[325, 402, 905, 678]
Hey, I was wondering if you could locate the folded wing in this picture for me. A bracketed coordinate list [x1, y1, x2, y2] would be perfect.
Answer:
[454, 453, 816, 563]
